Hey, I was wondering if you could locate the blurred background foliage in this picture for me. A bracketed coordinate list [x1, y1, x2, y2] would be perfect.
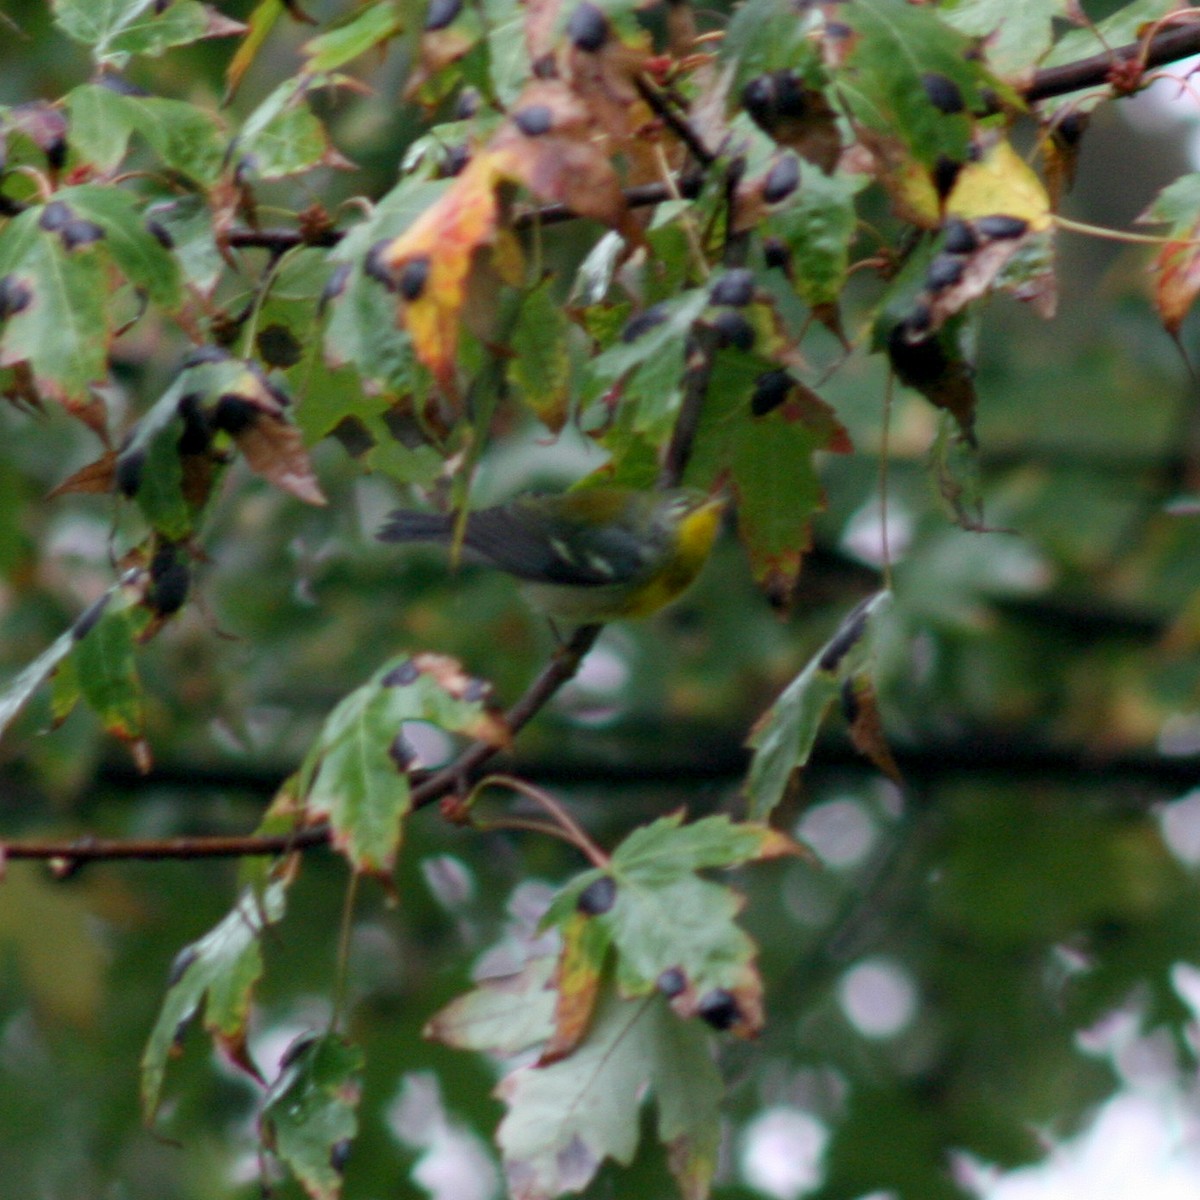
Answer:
[5, 0, 1200, 1198]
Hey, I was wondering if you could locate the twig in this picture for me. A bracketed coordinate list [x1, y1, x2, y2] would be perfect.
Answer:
[633, 74, 716, 169]
[659, 324, 719, 489]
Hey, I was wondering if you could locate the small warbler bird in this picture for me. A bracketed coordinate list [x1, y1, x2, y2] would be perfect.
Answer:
[377, 486, 726, 621]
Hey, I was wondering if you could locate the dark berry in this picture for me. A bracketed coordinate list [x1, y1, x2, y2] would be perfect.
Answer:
[657, 967, 687, 997]
[382, 659, 421, 687]
[115, 447, 145, 497]
[926, 253, 965, 292]
[567, 2, 608, 52]
[976, 214, 1029, 240]
[712, 309, 755, 352]
[932, 155, 961, 199]
[513, 105, 554, 137]
[424, 0, 460, 31]
[61, 218, 106, 250]
[364, 240, 397, 291]
[620, 303, 668, 343]
[941, 218, 977, 256]
[762, 238, 791, 271]
[38, 200, 71, 231]
[399, 257, 431, 301]
[710, 269, 755, 308]
[751, 369, 792, 417]
[577, 875, 617, 916]
[762, 155, 801, 203]
[0, 274, 32, 320]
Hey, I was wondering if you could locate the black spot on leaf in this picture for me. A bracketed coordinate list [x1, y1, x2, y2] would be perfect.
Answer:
[922, 72, 964, 114]
[0, 274, 32, 320]
[212, 394, 259, 435]
[319, 262, 351, 314]
[38, 200, 72, 232]
[256, 324, 303, 368]
[657, 967, 687, 997]
[399, 257, 431, 301]
[697, 989, 741, 1030]
[620, 302, 668, 343]
[817, 596, 873, 673]
[115, 447, 146, 497]
[61, 218, 106, 250]
[926, 254, 965, 292]
[941, 218, 977, 256]
[364, 239, 397, 291]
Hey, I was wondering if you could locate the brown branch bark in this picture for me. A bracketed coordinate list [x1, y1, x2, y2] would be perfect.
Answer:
[1, 624, 601, 865]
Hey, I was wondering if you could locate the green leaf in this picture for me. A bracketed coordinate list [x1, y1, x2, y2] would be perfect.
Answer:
[0, 627, 77, 742]
[585, 289, 709, 440]
[236, 78, 339, 181]
[53, 0, 242, 66]
[303, 654, 506, 873]
[497, 986, 721, 1200]
[56, 184, 183, 309]
[425, 951, 559, 1056]
[938, 0, 1073, 79]
[508, 278, 571, 430]
[545, 813, 798, 1036]
[143, 194, 223, 294]
[66, 84, 226, 184]
[745, 592, 892, 820]
[0, 208, 110, 407]
[263, 1034, 364, 1200]
[481, 0, 529, 108]
[141, 880, 289, 1118]
[765, 169, 865, 309]
[841, 0, 983, 169]
[70, 588, 149, 742]
[1144, 173, 1200, 229]
[302, 0, 403, 73]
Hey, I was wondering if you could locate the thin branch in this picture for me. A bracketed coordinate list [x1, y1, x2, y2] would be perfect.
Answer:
[1, 624, 602, 865]
[633, 74, 716, 169]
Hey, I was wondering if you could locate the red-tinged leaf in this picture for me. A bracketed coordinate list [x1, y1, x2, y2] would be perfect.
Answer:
[493, 80, 643, 241]
[540, 911, 608, 1064]
[746, 593, 891, 820]
[48, 450, 118, 497]
[541, 813, 794, 1039]
[1141, 175, 1200, 337]
[498, 987, 721, 1200]
[1153, 234, 1200, 337]
[234, 411, 327, 506]
[843, 671, 902, 783]
[141, 881, 289, 1118]
[262, 1034, 364, 1200]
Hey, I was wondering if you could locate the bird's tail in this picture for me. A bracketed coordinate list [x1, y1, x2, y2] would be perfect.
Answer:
[376, 509, 455, 545]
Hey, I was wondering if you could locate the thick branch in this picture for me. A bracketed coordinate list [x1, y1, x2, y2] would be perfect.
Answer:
[1024, 22, 1200, 105]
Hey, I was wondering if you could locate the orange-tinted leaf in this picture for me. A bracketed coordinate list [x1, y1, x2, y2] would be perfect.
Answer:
[540, 911, 607, 1064]
[371, 151, 517, 396]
